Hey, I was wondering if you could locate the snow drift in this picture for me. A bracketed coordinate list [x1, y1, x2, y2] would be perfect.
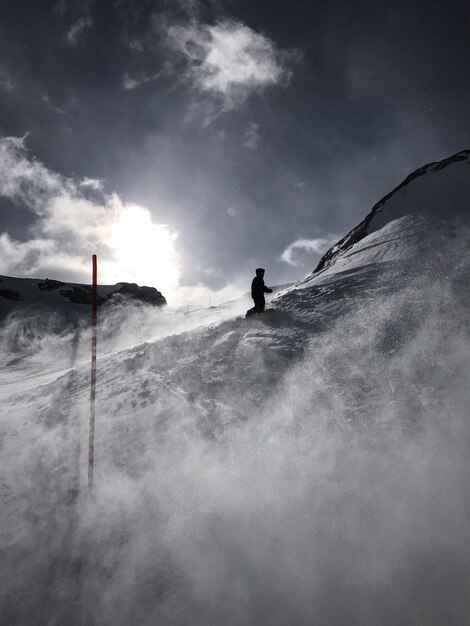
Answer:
[1, 151, 469, 625]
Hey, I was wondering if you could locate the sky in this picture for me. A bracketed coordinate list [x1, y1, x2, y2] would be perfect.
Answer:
[0, 0, 469, 303]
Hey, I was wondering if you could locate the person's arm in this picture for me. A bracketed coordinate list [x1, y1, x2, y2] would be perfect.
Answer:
[264, 285, 273, 294]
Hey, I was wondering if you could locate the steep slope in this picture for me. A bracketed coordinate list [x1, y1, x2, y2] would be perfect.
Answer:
[314, 149, 470, 274]
[1, 152, 470, 626]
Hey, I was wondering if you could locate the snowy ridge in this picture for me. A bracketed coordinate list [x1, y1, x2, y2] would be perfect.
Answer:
[314, 149, 470, 274]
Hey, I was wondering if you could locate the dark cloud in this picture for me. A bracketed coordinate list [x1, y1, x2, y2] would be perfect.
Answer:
[0, 0, 469, 293]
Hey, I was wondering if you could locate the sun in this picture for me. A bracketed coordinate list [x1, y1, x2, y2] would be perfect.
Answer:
[100, 199, 181, 298]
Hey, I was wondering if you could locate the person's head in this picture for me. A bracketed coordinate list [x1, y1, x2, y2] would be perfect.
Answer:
[255, 267, 265, 277]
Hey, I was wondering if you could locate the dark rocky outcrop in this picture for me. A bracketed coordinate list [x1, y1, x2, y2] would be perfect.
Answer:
[0, 289, 20, 301]
[59, 286, 106, 305]
[38, 279, 65, 291]
[108, 283, 167, 306]
[57, 282, 166, 307]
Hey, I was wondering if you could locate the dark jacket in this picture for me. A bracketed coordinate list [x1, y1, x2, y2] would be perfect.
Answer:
[251, 276, 271, 301]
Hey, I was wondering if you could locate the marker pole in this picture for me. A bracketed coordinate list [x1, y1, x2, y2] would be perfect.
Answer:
[88, 254, 98, 487]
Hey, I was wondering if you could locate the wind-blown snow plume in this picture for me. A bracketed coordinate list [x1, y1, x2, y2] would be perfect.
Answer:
[281, 235, 338, 266]
[1, 220, 470, 624]
[2, 151, 470, 624]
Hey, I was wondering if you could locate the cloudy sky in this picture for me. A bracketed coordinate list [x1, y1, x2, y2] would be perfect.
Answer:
[0, 0, 469, 303]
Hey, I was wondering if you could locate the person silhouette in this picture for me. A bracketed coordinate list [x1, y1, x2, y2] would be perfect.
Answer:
[246, 268, 272, 317]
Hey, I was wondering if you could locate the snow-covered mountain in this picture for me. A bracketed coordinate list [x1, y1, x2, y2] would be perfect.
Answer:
[0, 276, 166, 324]
[314, 149, 470, 273]
[1, 151, 470, 625]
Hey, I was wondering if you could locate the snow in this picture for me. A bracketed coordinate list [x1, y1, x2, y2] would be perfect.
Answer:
[0, 276, 166, 325]
[314, 150, 470, 274]
[1, 151, 470, 625]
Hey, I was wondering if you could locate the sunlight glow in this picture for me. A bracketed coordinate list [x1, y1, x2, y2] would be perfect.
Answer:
[102, 199, 181, 297]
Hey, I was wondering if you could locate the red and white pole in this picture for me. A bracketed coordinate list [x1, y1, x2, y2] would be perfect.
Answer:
[88, 254, 98, 487]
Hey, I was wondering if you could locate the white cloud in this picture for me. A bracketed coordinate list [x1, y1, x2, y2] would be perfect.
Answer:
[128, 39, 144, 53]
[0, 136, 181, 298]
[80, 177, 103, 190]
[122, 68, 166, 91]
[166, 19, 292, 110]
[65, 16, 93, 46]
[280, 236, 339, 267]
[243, 122, 259, 150]
[122, 73, 140, 90]
[0, 135, 63, 210]
[42, 94, 64, 115]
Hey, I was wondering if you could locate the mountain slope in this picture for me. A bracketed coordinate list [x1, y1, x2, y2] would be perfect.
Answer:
[1, 151, 470, 626]
[314, 149, 470, 273]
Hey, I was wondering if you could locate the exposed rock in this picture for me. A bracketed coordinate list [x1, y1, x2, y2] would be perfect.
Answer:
[38, 279, 65, 291]
[108, 283, 167, 306]
[59, 286, 105, 305]
[57, 282, 166, 307]
[0, 289, 20, 301]
[0, 274, 167, 320]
